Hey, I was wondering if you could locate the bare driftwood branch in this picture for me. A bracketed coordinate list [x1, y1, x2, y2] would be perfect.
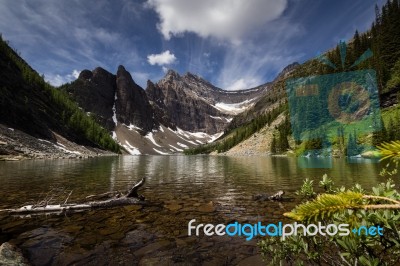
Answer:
[86, 191, 122, 200]
[3, 178, 146, 215]
[64, 190, 73, 205]
[126, 177, 146, 198]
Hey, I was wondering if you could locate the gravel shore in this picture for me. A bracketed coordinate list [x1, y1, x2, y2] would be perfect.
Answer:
[0, 124, 117, 161]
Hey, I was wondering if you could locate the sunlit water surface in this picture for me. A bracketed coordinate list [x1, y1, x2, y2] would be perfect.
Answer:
[0, 155, 385, 265]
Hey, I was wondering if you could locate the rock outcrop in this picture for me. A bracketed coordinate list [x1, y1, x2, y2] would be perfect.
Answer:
[64, 66, 269, 153]
[146, 76, 227, 134]
[146, 70, 267, 134]
[116, 66, 155, 133]
[66, 67, 116, 131]
[65, 66, 156, 134]
[0, 242, 29, 266]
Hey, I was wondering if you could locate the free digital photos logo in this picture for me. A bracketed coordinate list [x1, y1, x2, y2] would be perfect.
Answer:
[286, 41, 382, 168]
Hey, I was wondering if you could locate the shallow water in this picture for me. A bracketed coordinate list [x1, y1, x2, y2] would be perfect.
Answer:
[0, 155, 385, 265]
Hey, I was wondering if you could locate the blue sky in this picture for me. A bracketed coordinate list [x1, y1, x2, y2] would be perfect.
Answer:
[0, 0, 383, 90]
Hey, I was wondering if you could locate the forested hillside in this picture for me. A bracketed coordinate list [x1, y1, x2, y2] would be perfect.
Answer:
[186, 0, 400, 155]
[0, 35, 120, 153]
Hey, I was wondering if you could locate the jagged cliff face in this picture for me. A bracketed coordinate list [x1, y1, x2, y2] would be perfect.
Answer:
[65, 66, 155, 133]
[64, 66, 273, 154]
[146, 78, 228, 134]
[67, 67, 116, 131]
[115, 66, 154, 132]
[146, 70, 267, 134]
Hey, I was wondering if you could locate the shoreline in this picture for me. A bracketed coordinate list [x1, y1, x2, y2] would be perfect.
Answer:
[0, 124, 117, 161]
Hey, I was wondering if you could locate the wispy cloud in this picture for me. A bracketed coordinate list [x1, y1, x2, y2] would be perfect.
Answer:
[218, 20, 304, 90]
[0, 0, 380, 90]
[146, 0, 304, 90]
[0, 0, 142, 86]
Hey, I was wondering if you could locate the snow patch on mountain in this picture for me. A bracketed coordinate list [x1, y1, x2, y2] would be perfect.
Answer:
[112, 93, 118, 126]
[213, 98, 256, 115]
[123, 141, 141, 155]
[208, 132, 224, 143]
[177, 142, 189, 148]
[153, 148, 169, 155]
[169, 144, 183, 152]
[145, 132, 162, 147]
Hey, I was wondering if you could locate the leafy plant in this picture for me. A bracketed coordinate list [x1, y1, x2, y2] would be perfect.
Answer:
[319, 174, 334, 193]
[259, 140, 400, 266]
[296, 178, 316, 199]
[378, 141, 400, 177]
[378, 141, 400, 161]
[259, 178, 400, 266]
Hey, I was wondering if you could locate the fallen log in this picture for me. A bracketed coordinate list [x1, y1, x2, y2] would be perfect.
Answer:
[126, 177, 146, 200]
[2, 178, 146, 215]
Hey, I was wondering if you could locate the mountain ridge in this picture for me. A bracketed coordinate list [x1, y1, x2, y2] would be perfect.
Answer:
[61, 63, 282, 154]
[0, 35, 120, 159]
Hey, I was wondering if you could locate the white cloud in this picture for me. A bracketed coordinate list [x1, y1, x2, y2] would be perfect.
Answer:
[146, 0, 287, 43]
[72, 69, 80, 79]
[0, 1, 142, 82]
[147, 50, 177, 66]
[162, 66, 168, 73]
[217, 18, 304, 90]
[146, 0, 301, 90]
[226, 78, 260, 91]
[45, 69, 80, 87]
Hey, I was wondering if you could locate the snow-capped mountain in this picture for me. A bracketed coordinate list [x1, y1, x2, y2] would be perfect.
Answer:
[64, 67, 268, 155]
[146, 70, 268, 134]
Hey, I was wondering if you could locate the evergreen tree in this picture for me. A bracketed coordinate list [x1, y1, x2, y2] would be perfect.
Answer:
[372, 116, 388, 146]
[271, 135, 277, 154]
[346, 131, 360, 156]
[354, 30, 361, 52]
[279, 130, 290, 152]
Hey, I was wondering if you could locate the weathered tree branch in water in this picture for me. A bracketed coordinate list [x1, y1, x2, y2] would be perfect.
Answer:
[2, 178, 146, 215]
[126, 177, 146, 198]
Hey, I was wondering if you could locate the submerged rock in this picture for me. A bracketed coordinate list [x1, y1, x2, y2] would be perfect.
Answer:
[197, 201, 215, 213]
[253, 190, 285, 201]
[0, 242, 29, 266]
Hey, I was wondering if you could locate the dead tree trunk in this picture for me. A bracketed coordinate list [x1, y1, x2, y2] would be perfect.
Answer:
[2, 178, 146, 215]
[126, 177, 146, 198]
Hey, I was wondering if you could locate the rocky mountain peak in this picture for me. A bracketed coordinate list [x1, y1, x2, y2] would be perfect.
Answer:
[65, 67, 116, 131]
[274, 62, 300, 80]
[117, 65, 128, 75]
[115, 65, 155, 133]
[182, 72, 217, 90]
[66, 65, 156, 134]
[183, 72, 199, 79]
[116, 65, 131, 81]
[164, 69, 180, 81]
[78, 69, 93, 80]
[93, 67, 112, 76]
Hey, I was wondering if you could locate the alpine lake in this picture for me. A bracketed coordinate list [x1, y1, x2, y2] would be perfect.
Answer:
[0, 155, 387, 265]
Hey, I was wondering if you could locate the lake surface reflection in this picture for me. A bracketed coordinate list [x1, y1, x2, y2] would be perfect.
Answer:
[0, 155, 385, 265]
